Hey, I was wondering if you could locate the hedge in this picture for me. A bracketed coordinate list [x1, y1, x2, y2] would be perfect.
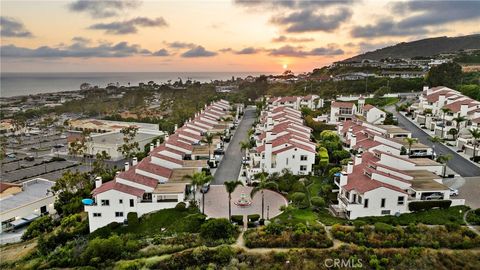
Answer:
[408, 200, 452, 212]
[247, 214, 260, 222]
[231, 215, 244, 225]
[127, 212, 139, 226]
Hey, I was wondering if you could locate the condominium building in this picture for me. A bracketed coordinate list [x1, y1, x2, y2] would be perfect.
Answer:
[267, 95, 324, 110]
[85, 100, 233, 232]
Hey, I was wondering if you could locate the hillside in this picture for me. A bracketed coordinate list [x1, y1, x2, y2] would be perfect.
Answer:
[344, 34, 480, 61]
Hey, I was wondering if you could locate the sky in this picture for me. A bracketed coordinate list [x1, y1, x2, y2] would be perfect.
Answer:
[1, 0, 479, 73]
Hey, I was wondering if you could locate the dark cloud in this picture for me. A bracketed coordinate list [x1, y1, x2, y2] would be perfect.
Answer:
[180, 46, 217, 58]
[152, 48, 170, 56]
[351, 19, 430, 38]
[0, 17, 33, 38]
[71, 36, 90, 43]
[272, 35, 314, 43]
[69, 0, 141, 18]
[89, 17, 167, 35]
[234, 0, 353, 9]
[352, 1, 480, 38]
[219, 48, 232, 53]
[270, 8, 352, 33]
[1, 41, 151, 58]
[268, 45, 343, 57]
[234, 47, 261, 54]
[164, 41, 196, 49]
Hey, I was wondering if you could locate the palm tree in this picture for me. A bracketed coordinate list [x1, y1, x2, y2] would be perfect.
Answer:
[452, 116, 467, 140]
[468, 128, 480, 159]
[403, 137, 418, 156]
[184, 172, 212, 212]
[429, 136, 443, 158]
[436, 154, 452, 177]
[224, 180, 244, 220]
[251, 173, 278, 220]
[440, 107, 451, 138]
[202, 132, 214, 160]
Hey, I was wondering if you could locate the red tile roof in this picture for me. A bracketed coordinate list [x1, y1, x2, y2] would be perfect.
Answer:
[92, 180, 145, 197]
[137, 156, 173, 178]
[151, 152, 184, 165]
[425, 90, 452, 103]
[152, 144, 185, 157]
[444, 99, 479, 112]
[332, 101, 355, 108]
[0, 182, 21, 193]
[363, 104, 376, 112]
[117, 166, 158, 188]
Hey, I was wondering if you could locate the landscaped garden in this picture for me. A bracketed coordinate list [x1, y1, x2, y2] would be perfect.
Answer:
[244, 222, 333, 248]
[331, 222, 480, 249]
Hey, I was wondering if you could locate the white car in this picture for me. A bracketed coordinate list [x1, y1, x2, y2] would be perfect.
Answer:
[449, 187, 459, 196]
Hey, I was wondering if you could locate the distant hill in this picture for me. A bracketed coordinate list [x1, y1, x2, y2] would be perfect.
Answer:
[344, 35, 480, 61]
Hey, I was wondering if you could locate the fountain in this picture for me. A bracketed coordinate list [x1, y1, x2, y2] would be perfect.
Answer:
[234, 193, 252, 207]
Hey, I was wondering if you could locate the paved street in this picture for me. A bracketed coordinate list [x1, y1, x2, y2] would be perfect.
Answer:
[388, 106, 480, 177]
[213, 107, 256, 184]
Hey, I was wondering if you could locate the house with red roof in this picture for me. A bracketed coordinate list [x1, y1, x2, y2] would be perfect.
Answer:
[329, 101, 357, 124]
[267, 95, 324, 110]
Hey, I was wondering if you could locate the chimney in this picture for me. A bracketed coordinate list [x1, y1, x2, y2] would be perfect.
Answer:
[337, 123, 343, 134]
[346, 161, 353, 174]
[267, 116, 273, 126]
[165, 134, 169, 141]
[150, 143, 154, 152]
[95, 176, 102, 188]
[156, 139, 160, 147]
[355, 154, 362, 166]
[264, 142, 272, 171]
[266, 131, 273, 141]
[350, 134, 357, 147]
[132, 157, 138, 166]
[347, 128, 353, 140]
[460, 104, 468, 117]
[174, 124, 178, 132]
[124, 161, 130, 171]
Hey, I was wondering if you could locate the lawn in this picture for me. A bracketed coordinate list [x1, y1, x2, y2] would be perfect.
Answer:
[274, 208, 319, 225]
[92, 208, 206, 238]
[365, 97, 400, 108]
[356, 205, 469, 225]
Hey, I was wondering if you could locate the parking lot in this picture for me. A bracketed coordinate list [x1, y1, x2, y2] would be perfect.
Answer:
[0, 159, 81, 182]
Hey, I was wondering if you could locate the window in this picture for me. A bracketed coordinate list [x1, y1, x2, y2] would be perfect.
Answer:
[101, 200, 110, 206]
[286, 158, 289, 165]
[119, 199, 123, 204]
[381, 210, 391, 215]
[364, 199, 369, 208]
[130, 199, 134, 207]
[300, 155, 308, 161]
[300, 165, 307, 171]
[115, 212, 124, 217]
[93, 213, 101, 217]
[398, 196, 405, 205]
[292, 155, 295, 159]
[358, 196, 362, 204]
[381, 198, 386, 208]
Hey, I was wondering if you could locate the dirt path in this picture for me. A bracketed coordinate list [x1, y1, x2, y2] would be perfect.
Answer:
[0, 239, 37, 263]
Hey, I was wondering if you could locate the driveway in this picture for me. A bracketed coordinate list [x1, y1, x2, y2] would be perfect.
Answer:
[388, 106, 480, 177]
[201, 185, 287, 219]
[213, 107, 256, 184]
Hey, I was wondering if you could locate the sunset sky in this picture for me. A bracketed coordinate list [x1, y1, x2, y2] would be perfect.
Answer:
[1, 0, 479, 73]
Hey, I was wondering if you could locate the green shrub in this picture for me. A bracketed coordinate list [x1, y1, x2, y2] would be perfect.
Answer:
[22, 215, 56, 240]
[127, 212, 139, 226]
[264, 222, 285, 235]
[408, 200, 452, 212]
[374, 222, 394, 233]
[175, 202, 187, 211]
[200, 218, 236, 240]
[310, 196, 325, 208]
[247, 214, 260, 222]
[353, 220, 366, 230]
[247, 221, 256, 228]
[231, 215, 243, 225]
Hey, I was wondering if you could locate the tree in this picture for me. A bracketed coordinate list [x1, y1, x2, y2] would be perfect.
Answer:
[448, 128, 458, 140]
[202, 132, 214, 160]
[199, 218, 236, 240]
[468, 128, 480, 158]
[117, 126, 140, 160]
[251, 173, 278, 220]
[403, 137, 418, 156]
[51, 170, 93, 216]
[429, 136, 443, 158]
[224, 180, 244, 221]
[240, 140, 251, 166]
[452, 116, 467, 139]
[426, 62, 462, 88]
[436, 154, 452, 177]
[183, 172, 212, 214]
[92, 151, 111, 177]
[440, 107, 452, 138]
[332, 149, 350, 164]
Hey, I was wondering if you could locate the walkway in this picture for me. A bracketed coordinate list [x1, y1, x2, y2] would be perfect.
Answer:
[386, 106, 480, 177]
[213, 107, 256, 184]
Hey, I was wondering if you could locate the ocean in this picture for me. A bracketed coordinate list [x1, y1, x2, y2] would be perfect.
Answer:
[0, 72, 270, 98]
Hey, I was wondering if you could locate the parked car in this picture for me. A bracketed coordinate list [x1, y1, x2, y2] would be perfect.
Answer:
[449, 187, 459, 196]
[6, 153, 16, 159]
[425, 193, 443, 200]
[53, 144, 64, 149]
[200, 183, 211, 193]
[24, 156, 35, 161]
[214, 149, 225, 155]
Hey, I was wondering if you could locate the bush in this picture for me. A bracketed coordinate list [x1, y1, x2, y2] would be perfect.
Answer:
[247, 221, 256, 228]
[175, 202, 187, 211]
[22, 215, 56, 240]
[248, 214, 260, 222]
[231, 215, 244, 225]
[353, 220, 366, 230]
[310, 196, 325, 208]
[290, 192, 307, 207]
[200, 218, 236, 240]
[127, 212, 139, 226]
[374, 222, 394, 233]
[408, 200, 452, 212]
[265, 222, 285, 235]
[82, 235, 124, 264]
